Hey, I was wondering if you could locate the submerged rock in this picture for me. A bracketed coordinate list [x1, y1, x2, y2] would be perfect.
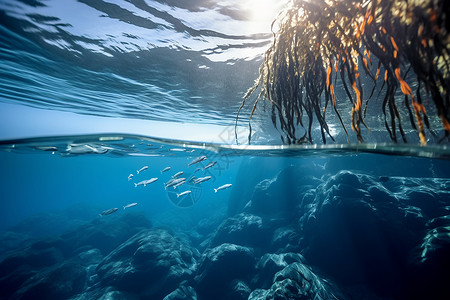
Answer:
[228, 160, 325, 216]
[195, 243, 255, 299]
[69, 286, 139, 300]
[0, 212, 153, 299]
[299, 170, 449, 298]
[405, 184, 449, 219]
[410, 224, 450, 299]
[227, 157, 283, 215]
[0, 239, 65, 299]
[249, 262, 343, 300]
[12, 261, 87, 300]
[245, 165, 322, 219]
[60, 212, 152, 256]
[248, 289, 268, 300]
[163, 284, 197, 300]
[209, 213, 269, 248]
[0, 240, 64, 276]
[96, 228, 197, 299]
[254, 253, 305, 289]
[223, 280, 251, 300]
[0, 268, 38, 300]
[77, 248, 103, 266]
[270, 227, 301, 253]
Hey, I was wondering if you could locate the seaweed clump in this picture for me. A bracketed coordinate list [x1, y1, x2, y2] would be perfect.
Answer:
[238, 0, 450, 145]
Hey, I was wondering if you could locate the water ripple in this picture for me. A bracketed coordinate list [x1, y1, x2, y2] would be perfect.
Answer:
[0, 0, 284, 127]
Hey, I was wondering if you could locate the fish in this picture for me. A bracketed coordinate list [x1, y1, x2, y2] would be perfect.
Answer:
[173, 180, 186, 189]
[194, 176, 211, 184]
[165, 177, 186, 188]
[176, 190, 191, 198]
[188, 155, 207, 167]
[128, 174, 134, 181]
[165, 178, 176, 186]
[203, 161, 217, 170]
[214, 183, 232, 193]
[146, 177, 159, 184]
[137, 166, 148, 174]
[194, 168, 201, 173]
[161, 167, 171, 173]
[134, 180, 147, 187]
[123, 203, 138, 209]
[172, 171, 184, 178]
[134, 177, 158, 187]
[100, 208, 118, 216]
[188, 176, 197, 183]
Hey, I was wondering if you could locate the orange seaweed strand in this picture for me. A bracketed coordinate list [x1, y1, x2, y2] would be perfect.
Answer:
[390, 36, 399, 51]
[326, 63, 332, 88]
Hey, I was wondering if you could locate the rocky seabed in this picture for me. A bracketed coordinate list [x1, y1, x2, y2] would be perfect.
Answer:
[1, 170, 449, 300]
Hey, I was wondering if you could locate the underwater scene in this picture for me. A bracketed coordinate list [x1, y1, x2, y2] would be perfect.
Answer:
[1, 0, 450, 299]
[1, 136, 450, 300]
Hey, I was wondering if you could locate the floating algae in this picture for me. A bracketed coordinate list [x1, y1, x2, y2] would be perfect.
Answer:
[238, 0, 449, 145]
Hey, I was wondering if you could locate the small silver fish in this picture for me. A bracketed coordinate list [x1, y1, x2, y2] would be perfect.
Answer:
[134, 180, 147, 187]
[188, 155, 207, 167]
[172, 171, 184, 178]
[161, 167, 171, 173]
[203, 161, 217, 170]
[123, 203, 138, 209]
[128, 174, 134, 181]
[134, 177, 158, 187]
[173, 180, 186, 189]
[137, 166, 148, 174]
[165, 178, 176, 186]
[214, 183, 232, 193]
[165, 178, 186, 188]
[100, 208, 118, 216]
[194, 168, 201, 173]
[176, 190, 191, 198]
[194, 176, 211, 184]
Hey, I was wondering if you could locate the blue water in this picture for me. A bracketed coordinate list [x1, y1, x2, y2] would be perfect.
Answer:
[0, 137, 242, 232]
[1, 135, 449, 299]
[1, 0, 450, 299]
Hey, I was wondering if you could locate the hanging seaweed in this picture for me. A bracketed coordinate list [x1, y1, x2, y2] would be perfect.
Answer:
[237, 0, 449, 145]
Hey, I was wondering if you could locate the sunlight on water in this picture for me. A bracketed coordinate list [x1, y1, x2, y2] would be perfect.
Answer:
[0, 0, 280, 129]
[238, 0, 288, 33]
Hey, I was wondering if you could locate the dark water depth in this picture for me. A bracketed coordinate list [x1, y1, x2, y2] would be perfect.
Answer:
[0, 135, 449, 300]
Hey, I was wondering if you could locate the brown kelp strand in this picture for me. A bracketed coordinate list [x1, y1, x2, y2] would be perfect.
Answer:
[237, 0, 449, 145]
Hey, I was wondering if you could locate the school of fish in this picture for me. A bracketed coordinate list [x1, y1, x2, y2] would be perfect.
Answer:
[100, 154, 232, 215]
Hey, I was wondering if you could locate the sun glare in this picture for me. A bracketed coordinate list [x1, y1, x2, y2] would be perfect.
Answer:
[241, 0, 288, 33]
